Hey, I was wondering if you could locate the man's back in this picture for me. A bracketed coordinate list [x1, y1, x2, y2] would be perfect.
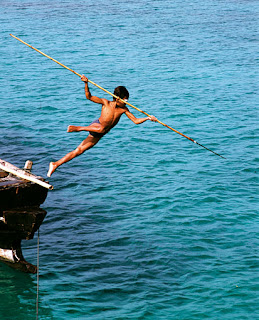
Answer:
[99, 99, 128, 130]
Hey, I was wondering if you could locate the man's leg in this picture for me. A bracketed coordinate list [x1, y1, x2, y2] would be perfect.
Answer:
[47, 135, 101, 177]
[67, 122, 106, 134]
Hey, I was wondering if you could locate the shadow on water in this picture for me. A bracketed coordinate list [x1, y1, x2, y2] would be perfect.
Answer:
[0, 263, 53, 320]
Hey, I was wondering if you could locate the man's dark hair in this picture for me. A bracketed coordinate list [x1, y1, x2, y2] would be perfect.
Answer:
[113, 86, 129, 101]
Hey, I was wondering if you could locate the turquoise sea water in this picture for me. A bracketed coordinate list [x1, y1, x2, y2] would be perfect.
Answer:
[0, 0, 258, 319]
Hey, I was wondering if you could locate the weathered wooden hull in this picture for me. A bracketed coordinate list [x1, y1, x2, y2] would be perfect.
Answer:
[0, 176, 48, 210]
[0, 207, 46, 273]
[0, 162, 49, 273]
[0, 158, 53, 190]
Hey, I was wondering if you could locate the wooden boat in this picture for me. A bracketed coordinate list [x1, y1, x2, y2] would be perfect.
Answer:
[0, 159, 52, 273]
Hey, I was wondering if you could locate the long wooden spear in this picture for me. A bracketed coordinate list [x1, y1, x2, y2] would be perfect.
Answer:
[10, 34, 225, 159]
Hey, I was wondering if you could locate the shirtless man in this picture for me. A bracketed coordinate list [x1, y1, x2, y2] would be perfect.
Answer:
[47, 75, 157, 177]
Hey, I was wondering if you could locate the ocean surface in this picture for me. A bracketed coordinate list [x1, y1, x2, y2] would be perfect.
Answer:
[0, 0, 258, 319]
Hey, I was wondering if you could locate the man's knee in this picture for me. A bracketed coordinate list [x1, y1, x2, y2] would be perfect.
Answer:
[75, 147, 85, 155]
[75, 143, 95, 155]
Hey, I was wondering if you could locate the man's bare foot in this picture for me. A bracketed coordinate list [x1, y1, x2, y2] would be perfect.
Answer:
[47, 162, 57, 177]
[67, 125, 78, 132]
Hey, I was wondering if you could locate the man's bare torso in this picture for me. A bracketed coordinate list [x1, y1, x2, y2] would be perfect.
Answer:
[99, 100, 127, 131]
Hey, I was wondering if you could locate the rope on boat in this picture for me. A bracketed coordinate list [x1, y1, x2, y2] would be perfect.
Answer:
[36, 229, 40, 320]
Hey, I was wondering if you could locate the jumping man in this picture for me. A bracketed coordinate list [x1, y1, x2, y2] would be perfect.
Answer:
[47, 75, 157, 177]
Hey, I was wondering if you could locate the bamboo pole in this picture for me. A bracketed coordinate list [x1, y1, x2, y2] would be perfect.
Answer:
[10, 34, 225, 159]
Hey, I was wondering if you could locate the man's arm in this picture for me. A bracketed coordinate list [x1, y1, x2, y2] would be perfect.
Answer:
[81, 75, 107, 104]
[125, 108, 157, 124]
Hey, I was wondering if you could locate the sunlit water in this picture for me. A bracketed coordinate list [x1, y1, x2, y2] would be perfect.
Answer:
[0, 0, 258, 319]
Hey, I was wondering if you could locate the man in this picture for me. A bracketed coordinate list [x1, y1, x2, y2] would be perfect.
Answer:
[47, 75, 157, 177]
